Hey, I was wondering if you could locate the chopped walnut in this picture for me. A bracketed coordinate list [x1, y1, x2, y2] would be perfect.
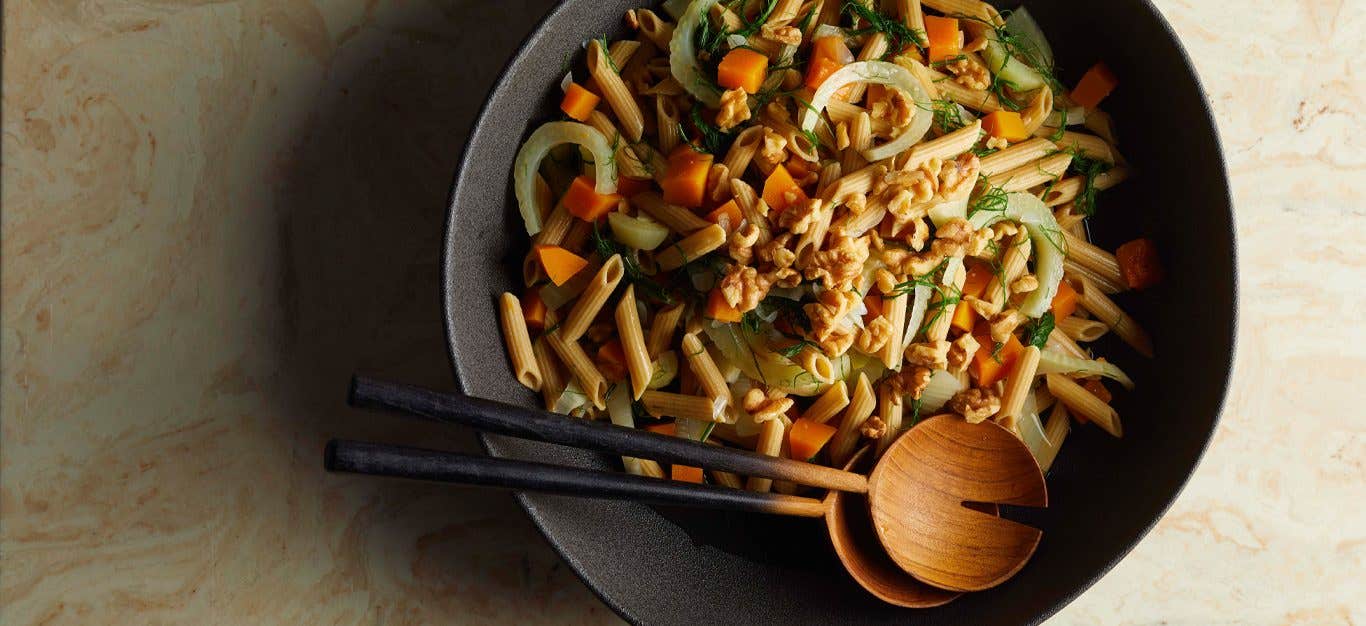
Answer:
[818, 326, 857, 356]
[989, 309, 1026, 343]
[716, 88, 751, 131]
[882, 247, 945, 277]
[778, 198, 821, 235]
[869, 86, 916, 128]
[930, 217, 976, 258]
[759, 127, 788, 166]
[874, 269, 898, 295]
[947, 333, 980, 374]
[804, 288, 859, 343]
[803, 235, 870, 290]
[728, 223, 760, 264]
[985, 136, 1010, 150]
[767, 267, 802, 288]
[856, 315, 893, 354]
[886, 216, 931, 251]
[963, 35, 989, 54]
[905, 340, 951, 370]
[842, 192, 869, 215]
[948, 387, 1001, 424]
[963, 294, 999, 319]
[938, 153, 981, 200]
[745, 387, 795, 423]
[903, 366, 933, 400]
[946, 57, 990, 90]
[708, 163, 732, 204]
[756, 233, 797, 269]
[760, 23, 803, 45]
[1011, 274, 1039, 294]
[861, 416, 888, 439]
[719, 265, 773, 313]
[882, 168, 936, 206]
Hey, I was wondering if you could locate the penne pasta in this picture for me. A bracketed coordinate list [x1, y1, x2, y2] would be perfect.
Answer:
[900, 120, 983, 170]
[926, 255, 967, 341]
[723, 126, 764, 181]
[802, 380, 851, 424]
[875, 383, 904, 458]
[925, 68, 1003, 113]
[986, 231, 1031, 312]
[1042, 176, 1084, 207]
[1075, 277, 1154, 357]
[641, 390, 727, 422]
[1057, 316, 1111, 342]
[532, 202, 573, 247]
[880, 289, 909, 369]
[1065, 259, 1126, 295]
[1062, 230, 1124, 288]
[682, 332, 737, 424]
[498, 293, 543, 391]
[1050, 131, 1115, 163]
[1036, 402, 1070, 472]
[842, 112, 872, 173]
[634, 9, 675, 50]
[588, 40, 644, 142]
[647, 303, 684, 358]
[899, 0, 925, 33]
[656, 95, 682, 154]
[1046, 374, 1121, 437]
[545, 330, 608, 410]
[1045, 327, 1089, 359]
[729, 178, 773, 241]
[637, 458, 667, 479]
[560, 255, 625, 341]
[821, 163, 887, 204]
[533, 336, 566, 411]
[615, 285, 652, 399]
[997, 346, 1041, 424]
[992, 152, 1072, 192]
[587, 111, 652, 180]
[823, 100, 895, 136]
[829, 373, 876, 466]
[978, 137, 1057, 177]
[634, 191, 711, 234]
[655, 224, 727, 271]
[745, 418, 788, 493]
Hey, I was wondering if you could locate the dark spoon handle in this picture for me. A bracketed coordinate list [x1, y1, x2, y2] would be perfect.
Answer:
[326, 440, 827, 517]
[349, 376, 867, 493]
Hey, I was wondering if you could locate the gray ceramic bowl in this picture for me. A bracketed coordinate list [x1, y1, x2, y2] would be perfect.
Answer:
[443, 2, 1236, 623]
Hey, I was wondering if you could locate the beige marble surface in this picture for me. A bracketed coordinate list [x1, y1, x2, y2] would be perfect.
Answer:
[2, 0, 1362, 623]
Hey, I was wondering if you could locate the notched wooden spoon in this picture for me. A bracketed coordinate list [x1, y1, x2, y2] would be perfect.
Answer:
[867, 414, 1048, 593]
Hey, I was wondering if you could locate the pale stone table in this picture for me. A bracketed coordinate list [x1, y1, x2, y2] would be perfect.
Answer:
[2, 0, 1362, 623]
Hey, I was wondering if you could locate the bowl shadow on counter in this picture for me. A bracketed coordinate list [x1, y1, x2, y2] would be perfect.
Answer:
[266, 0, 610, 614]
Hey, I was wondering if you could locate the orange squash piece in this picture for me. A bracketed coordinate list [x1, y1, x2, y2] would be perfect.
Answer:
[1115, 237, 1164, 290]
[559, 82, 600, 121]
[982, 110, 1029, 141]
[535, 245, 589, 286]
[671, 464, 705, 483]
[950, 261, 997, 334]
[788, 418, 838, 462]
[862, 292, 883, 324]
[805, 36, 855, 90]
[761, 165, 808, 213]
[1051, 279, 1078, 320]
[596, 339, 627, 381]
[706, 199, 743, 231]
[661, 146, 713, 208]
[1070, 62, 1117, 109]
[717, 48, 770, 94]
[645, 422, 676, 436]
[971, 322, 1025, 388]
[563, 175, 622, 221]
[705, 287, 744, 323]
[522, 290, 547, 331]
[923, 15, 963, 63]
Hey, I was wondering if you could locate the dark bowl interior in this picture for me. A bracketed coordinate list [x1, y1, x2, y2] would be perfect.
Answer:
[443, 1, 1235, 623]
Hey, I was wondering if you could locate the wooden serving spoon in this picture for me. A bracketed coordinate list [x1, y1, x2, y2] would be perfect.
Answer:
[335, 377, 1048, 602]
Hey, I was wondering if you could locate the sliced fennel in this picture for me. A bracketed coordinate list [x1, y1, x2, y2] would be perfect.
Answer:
[648, 351, 679, 389]
[902, 284, 931, 351]
[1038, 350, 1136, 390]
[606, 385, 644, 475]
[1003, 8, 1055, 69]
[608, 212, 669, 250]
[982, 37, 1046, 92]
[970, 192, 1067, 318]
[1017, 391, 1052, 466]
[670, 0, 724, 108]
[798, 61, 931, 162]
[704, 323, 844, 397]
[553, 379, 591, 414]
[513, 122, 617, 235]
[918, 369, 964, 412]
[928, 195, 969, 228]
[661, 0, 692, 21]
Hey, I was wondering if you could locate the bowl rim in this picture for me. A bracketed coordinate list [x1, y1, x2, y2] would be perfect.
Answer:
[440, 0, 1239, 622]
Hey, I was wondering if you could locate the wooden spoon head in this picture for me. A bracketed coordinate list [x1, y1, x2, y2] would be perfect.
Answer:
[824, 446, 982, 608]
[867, 415, 1048, 593]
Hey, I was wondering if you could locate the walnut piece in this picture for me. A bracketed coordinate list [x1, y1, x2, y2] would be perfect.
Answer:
[802, 235, 870, 290]
[989, 308, 1026, 343]
[728, 223, 760, 264]
[804, 288, 860, 342]
[778, 198, 822, 235]
[938, 153, 981, 200]
[870, 86, 916, 128]
[716, 88, 751, 131]
[947, 333, 980, 374]
[948, 387, 1001, 423]
[756, 233, 797, 269]
[930, 217, 975, 258]
[861, 416, 888, 439]
[761, 23, 803, 45]
[719, 265, 773, 313]
[745, 387, 794, 423]
[856, 315, 893, 355]
[759, 127, 788, 165]
[946, 57, 990, 90]
[901, 366, 933, 400]
[905, 340, 951, 370]
[1011, 273, 1039, 294]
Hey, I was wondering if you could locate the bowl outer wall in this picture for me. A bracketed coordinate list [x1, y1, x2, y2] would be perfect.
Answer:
[441, 1, 1237, 624]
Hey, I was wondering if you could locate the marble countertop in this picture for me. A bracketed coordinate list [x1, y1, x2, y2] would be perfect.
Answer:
[3, 0, 1362, 623]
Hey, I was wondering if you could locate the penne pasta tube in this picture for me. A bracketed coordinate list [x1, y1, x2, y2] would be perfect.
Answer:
[499, 293, 543, 391]
[615, 285, 653, 399]
[545, 330, 608, 410]
[899, 0, 925, 33]
[561, 220, 591, 252]
[729, 178, 773, 241]
[634, 191, 711, 234]
[682, 333, 737, 424]
[986, 231, 1031, 312]
[993, 152, 1072, 192]
[841, 112, 872, 173]
[1065, 259, 1126, 295]
[926, 255, 967, 341]
[880, 290, 909, 369]
[1061, 230, 1124, 286]
[588, 40, 644, 142]
[522, 250, 546, 287]
[745, 417, 788, 493]
[560, 255, 625, 341]
[1075, 277, 1154, 357]
[1020, 86, 1054, 137]
[921, 0, 997, 21]
[829, 373, 876, 466]
[768, 0, 803, 24]
[1035, 402, 1069, 472]
[532, 202, 573, 247]
[802, 380, 851, 424]
[823, 100, 895, 136]
[1046, 374, 1121, 437]
[723, 126, 764, 181]
[635, 9, 675, 50]
[1095, 166, 1129, 190]
[655, 95, 682, 154]
[1041, 176, 1084, 207]
[978, 137, 1057, 177]
[587, 111, 651, 180]
[647, 303, 684, 358]
[997, 346, 1041, 423]
[834, 205, 886, 239]
[1045, 327, 1088, 359]
[655, 224, 726, 271]
[821, 163, 887, 204]
[875, 383, 904, 458]
[1053, 204, 1085, 229]
[1057, 316, 1111, 342]
[640, 390, 727, 422]
[794, 200, 836, 258]
[533, 336, 566, 411]
[843, 33, 889, 103]
[925, 68, 1003, 113]
[901, 120, 983, 170]
[1050, 131, 1115, 163]
[637, 458, 666, 479]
